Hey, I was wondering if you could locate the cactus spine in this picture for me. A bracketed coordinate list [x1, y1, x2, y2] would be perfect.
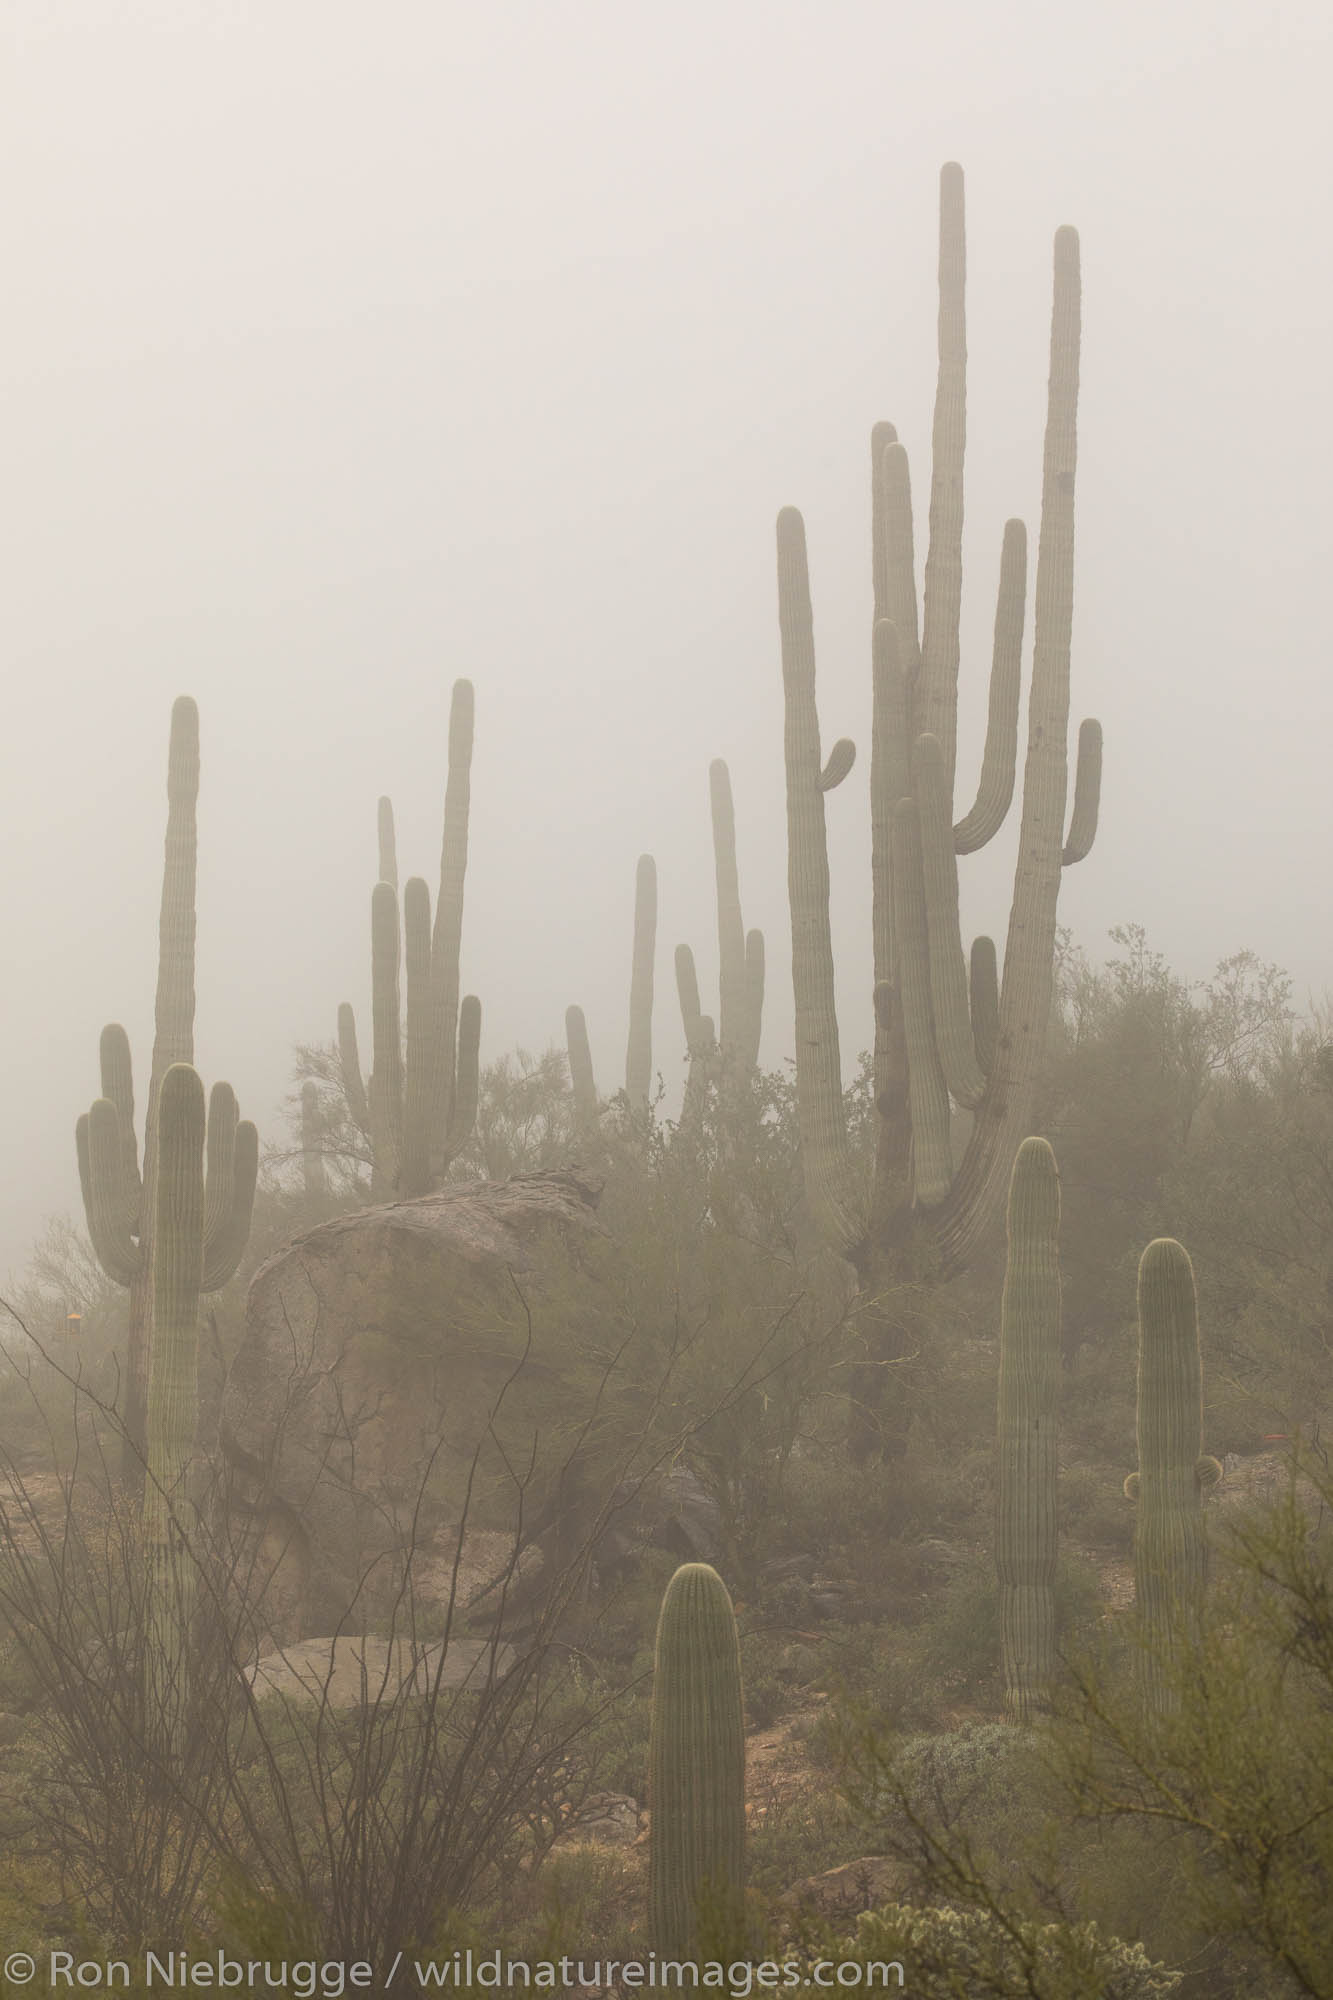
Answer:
[777, 167, 1101, 1284]
[75, 697, 256, 1481]
[996, 1137, 1061, 1720]
[339, 680, 482, 1198]
[1125, 1239, 1223, 1704]
[143, 1063, 206, 1749]
[649, 1562, 746, 1956]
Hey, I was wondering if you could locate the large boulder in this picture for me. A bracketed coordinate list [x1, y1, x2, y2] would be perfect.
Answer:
[219, 1166, 607, 1646]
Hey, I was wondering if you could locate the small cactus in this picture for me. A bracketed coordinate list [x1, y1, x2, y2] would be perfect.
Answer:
[649, 1562, 746, 1956]
[995, 1137, 1061, 1720]
[1125, 1238, 1223, 1704]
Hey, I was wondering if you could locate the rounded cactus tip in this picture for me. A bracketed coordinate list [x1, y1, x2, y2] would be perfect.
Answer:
[1007, 1136, 1060, 1230]
[776, 504, 805, 537]
[171, 694, 200, 727]
[940, 159, 963, 186]
[871, 418, 899, 451]
[1054, 224, 1080, 264]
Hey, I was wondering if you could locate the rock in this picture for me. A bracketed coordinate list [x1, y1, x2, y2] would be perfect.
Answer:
[219, 1168, 607, 1645]
[780, 1856, 910, 1921]
[248, 1633, 516, 1710]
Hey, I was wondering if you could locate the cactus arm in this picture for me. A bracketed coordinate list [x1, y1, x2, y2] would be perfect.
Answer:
[648, 1562, 746, 1956]
[337, 1002, 371, 1136]
[368, 880, 404, 1196]
[953, 518, 1027, 854]
[969, 936, 1000, 1076]
[565, 1004, 600, 1138]
[300, 1080, 327, 1199]
[913, 733, 988, 1110]
[874, 437, 921, 679]
[871, 619, 911, 990]
[996, 1136, 1061, 1720]
[890, 799, 954, 1206]
[81, 1102, 143, 1285]
[777, 506, 861, 1248]
[99, 1023, 143, 1231]
[741, 928, 764, 1071]
[377, 795, 399, 890]
[626, 853, 657, 1111]
[818, 739, 856, 791]
[1061, 718, 1102, 865]
[868, 620, 912, 1219]
[936, 226, 1082, 1273]
[429, 679, 474, 1170]
[707, 766, 746, 1061]
[201, 1116, 257, 1291]
[674, 943, 706, 1053]
[201, 1081, 237, 1245]
[917, 161, 967, 789]
[401, 876, 434, 1196]
[442, 994, 480, 1164]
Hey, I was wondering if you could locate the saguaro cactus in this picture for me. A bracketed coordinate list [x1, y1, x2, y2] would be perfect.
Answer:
[675, 761, 765, 1128]
[75, 697, 256, 1479]
[995, 1137, 1061, 1720]
[1125, 1238, 1223, 1703]
[143, 1063, 206, 1749]
[777, 166, 1101, 1281]
[563, 852, 658, 1131]
[649, 1562, 747, 1956]
[339, 679, 482, 1198]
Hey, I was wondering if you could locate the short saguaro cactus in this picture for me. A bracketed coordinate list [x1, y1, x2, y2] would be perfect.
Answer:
[649, 1562, 746, 1956]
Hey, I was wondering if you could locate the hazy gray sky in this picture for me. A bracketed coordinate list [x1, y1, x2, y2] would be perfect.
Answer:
[5, 1, 1331, 1283]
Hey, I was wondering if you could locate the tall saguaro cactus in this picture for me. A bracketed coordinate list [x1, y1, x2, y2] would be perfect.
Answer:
[75, 697, 256, 1480]
[649, 1562, 747, 1956]
[339, 679, 482, 1198]
[1125, 1239, 1223, 1705]
[778, 165, 1101, 1285]
[143, 1062, 207, 1749]
[995, 1137, 1061, 1720]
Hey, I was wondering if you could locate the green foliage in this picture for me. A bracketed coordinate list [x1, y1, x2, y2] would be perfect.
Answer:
[848, 1901, 1182, 1999]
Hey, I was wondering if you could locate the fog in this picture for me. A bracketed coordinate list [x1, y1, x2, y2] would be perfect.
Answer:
[4, 0, 1330, 1284]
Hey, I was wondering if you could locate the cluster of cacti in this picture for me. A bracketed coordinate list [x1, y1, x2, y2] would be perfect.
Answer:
[675, 761, 765, 1125]
[649, 1561, 747, 1955]
[1124, 1238, 1223, 1704]
[777, 164, 1101, 1284]
[338, 678, 482, 1198]
[995, 1137, 1062, 1720]
[143, 1062, 208, 1750]
[75, 696, 257, 1481]
[564, 852, 658, 1141]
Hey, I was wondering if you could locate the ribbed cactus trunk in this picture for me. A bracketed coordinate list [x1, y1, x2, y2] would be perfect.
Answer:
[144, 1063, 205, 1754]
[1126, 1239, 1222, 1709]
[995, 1137, 1061, 1720]
[649, 1563, 747, 1956]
